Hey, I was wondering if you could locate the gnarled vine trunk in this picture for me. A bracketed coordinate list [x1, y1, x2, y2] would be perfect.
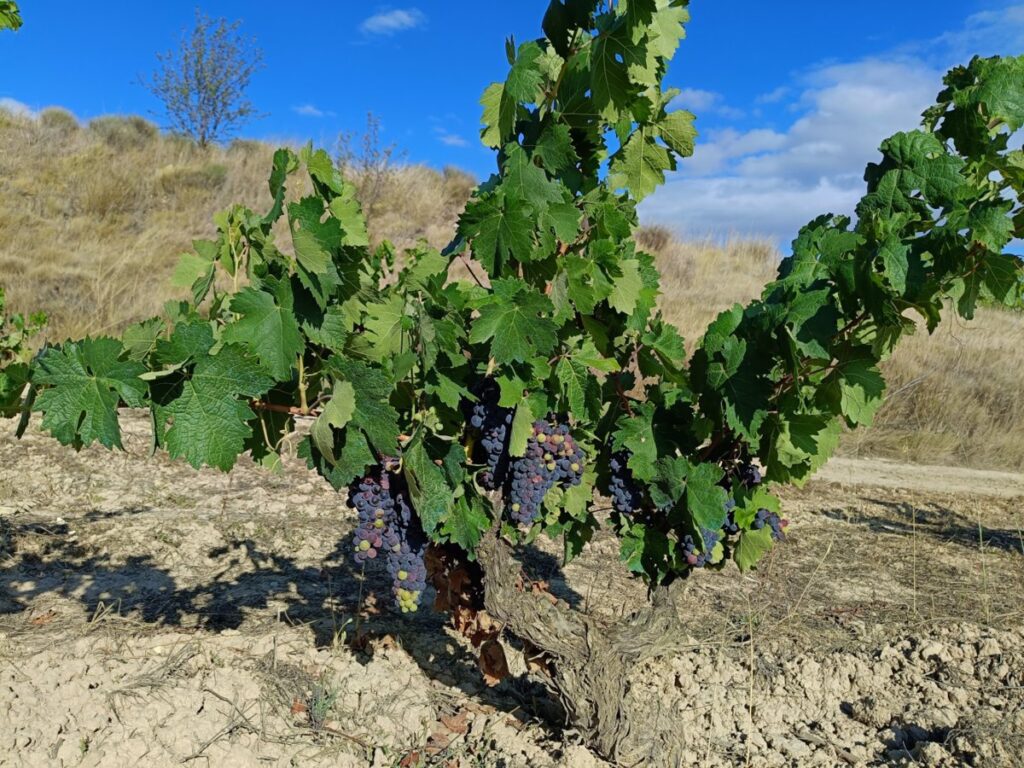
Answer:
[474, 524, 688, 765]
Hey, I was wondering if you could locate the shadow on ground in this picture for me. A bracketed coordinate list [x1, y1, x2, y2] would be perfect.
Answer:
[819, 497, 1024, 556]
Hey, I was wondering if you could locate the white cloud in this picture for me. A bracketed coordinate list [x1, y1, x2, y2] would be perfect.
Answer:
[360, 8, 426, 36]
[437, 131, 468, 148]
[292, 104, 333, 118]
[0, 97, 34, 118]
[670, 88, 744, 120]
[641, 6, 1024, 250]
[755, 86, 789, 105]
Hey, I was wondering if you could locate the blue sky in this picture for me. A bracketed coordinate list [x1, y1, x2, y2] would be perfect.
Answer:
[2, 1, 1023, 248]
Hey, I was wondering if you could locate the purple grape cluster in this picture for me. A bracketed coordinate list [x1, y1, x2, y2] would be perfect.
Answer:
[717, 459, 787, 542]
[682, 528, 721, 568]
[348, 466, 428, 613]
[723, 498, 740, 535]
[608, 450, 643, 517]
[753, 508, 787, 541]
[462, 380, 512, 489]
[739, 462, 763, 488]
[507, 420, 585, 526]
[349, 472, 398, 563]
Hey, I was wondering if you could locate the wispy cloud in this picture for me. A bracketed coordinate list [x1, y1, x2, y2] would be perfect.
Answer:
[642, 4, 1024, 249]
[292, 103, 334, 118]
[669, 88, 744, 120]
[360, 8, 426, 36]
[435, 130, 468, 148]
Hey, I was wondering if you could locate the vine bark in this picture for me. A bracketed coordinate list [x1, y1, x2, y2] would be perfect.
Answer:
[473, 518, 688, 765]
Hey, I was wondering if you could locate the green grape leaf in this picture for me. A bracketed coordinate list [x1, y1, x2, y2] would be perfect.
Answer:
[608, 126, 675, 201]
[469, 279, 558, 363]
[734, 527, 774, 572]
[658, 109, 697, 157]
[310, 381, 356, 463]
[556, 356, 601, 422]
[120, 317, 165, 362]
[685, 462, 728, 532]
[506, 41, 546, 103]
[331, 359, 401, 455]
[648, 1, 689, 59]
[328, 183, 370, 248]
[32, 339, 148, 450]
[441, 496, 491, 551]
[160, 345, 274, 471]
[503, 144, 565, 208]
[223, 282, 304, 380]
[508, 398, 536, 458]
[533, 122, 580, 173]
[591, 24, 634, 121]
[403, 436, 454, 534]
[0, 0, 23, 31]
[480, 82, 516, 149]
[172, 245, 216, 306]
[362, 294, 408, 363]
[265, 148, 299, 225]
[612, 403, 658, 481]
[459, 192, 535, 273]
[825, 357, 886, 426]
[607, 258, 644, 315]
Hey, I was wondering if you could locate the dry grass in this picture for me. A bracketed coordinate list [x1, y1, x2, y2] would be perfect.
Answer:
[0, 110, 469, 338]
[1, 109, 1021, 471]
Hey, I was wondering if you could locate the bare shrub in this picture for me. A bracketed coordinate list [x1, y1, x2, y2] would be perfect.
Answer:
[336, 112, 405, 223]
[142, 10, 263, 147]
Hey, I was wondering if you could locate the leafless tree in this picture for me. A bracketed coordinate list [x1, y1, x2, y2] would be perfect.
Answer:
[143, 10, 263, 147]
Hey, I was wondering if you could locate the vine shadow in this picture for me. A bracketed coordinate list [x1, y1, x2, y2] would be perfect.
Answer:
[0, 509, 581, 726]
[820, 498, 1024, 556]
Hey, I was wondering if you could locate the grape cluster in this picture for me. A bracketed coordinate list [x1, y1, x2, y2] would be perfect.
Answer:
[753, 508, 788, 541]
[347, 466, 428, 613]
[507, 420, 585, 526]
[608, 450, 643, 517]
[722, 498, 740, 535]
[739, 462, 762, 488]
[717, 460, 788, 542]
[682, 528, 721, 568]
[349, 472, 398, 563]
[462, 380, 513, 489]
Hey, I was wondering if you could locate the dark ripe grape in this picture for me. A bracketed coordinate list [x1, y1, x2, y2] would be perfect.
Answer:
[608, 450, 643, 516]
[739, 462, 763, 488]
[722, 497, 740, 535]
[753, 508, 788, 541]
[462, 380, 513, 490]
[682, 528, 722, 569]
[347, 470, 396, 564]
[506, 418, 587, 526]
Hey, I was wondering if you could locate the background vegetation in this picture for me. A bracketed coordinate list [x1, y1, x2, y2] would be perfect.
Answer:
[1, 105, 1020, 471]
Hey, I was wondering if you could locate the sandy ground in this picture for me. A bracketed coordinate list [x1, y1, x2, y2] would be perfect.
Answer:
[1, 412, 1022, 767]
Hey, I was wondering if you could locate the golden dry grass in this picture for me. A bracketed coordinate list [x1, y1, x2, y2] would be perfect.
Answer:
[1, 109, 1021, 471]
[0, 110, 470, 338]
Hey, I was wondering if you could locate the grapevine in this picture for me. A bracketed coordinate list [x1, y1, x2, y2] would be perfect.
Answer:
[3, 0, 1021, 758]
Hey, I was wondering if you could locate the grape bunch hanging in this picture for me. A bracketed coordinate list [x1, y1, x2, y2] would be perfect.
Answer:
[348, 465, 428, 613]
[507, 420, 585, 526]
[462, 380, 512, 490]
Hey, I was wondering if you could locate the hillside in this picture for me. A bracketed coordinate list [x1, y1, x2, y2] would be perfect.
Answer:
[1, 106, 1022, 471]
